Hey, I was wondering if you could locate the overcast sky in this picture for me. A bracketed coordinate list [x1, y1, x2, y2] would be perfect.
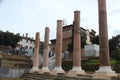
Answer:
[0, 0, 120, 41]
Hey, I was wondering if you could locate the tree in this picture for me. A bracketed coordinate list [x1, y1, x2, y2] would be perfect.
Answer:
[81, 38, 86, 48]
[91, 35, 99, 45]
[111, 49, 120, 61]
[109, 34, 120, 53]
[0, 31, 21, 48]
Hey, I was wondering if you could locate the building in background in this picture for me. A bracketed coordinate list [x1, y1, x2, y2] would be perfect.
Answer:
[50, 24, 96, 58]
[16, 33, 35, 55]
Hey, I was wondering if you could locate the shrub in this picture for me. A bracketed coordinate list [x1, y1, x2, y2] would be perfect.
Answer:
[111, 49, 120, 61]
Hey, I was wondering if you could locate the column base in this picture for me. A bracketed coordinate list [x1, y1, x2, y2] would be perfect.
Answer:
[29, 67, 39, 73]
[39, 67, 50, 74]
[93, 66, 117, 79]
[67, 67, 85, 76]
[51, 67, 65, 75]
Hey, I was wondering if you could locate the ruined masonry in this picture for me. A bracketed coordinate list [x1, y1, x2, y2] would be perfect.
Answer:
[39, 27, 50, 74]
[29, 32, 40, 73]
[29, 0, 117, 79]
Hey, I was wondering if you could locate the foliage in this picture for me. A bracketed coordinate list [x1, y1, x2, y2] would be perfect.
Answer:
[62, 60, 73, 72]
[109, 34, 120, 53]
[85, 58, 99, 64]
[91, 34, 120, 58]
[113, 61, 120, 73]
[81, 38, 86, 48]
[91, 35, 99, 45]
[110, 58, 117, 65]
[0, 31, 21, 48]
[111, 49, 120, 61]
[62, 58, 120, 73]
[82, 63, 99, 72]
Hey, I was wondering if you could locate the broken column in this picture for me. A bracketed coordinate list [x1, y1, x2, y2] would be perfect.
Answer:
[94, 0, 116, 79]
[51, 20, 65, 75]
[68, 11, 84, 76]
[39, 27, 50, 74]
[29, 32, 40, 73]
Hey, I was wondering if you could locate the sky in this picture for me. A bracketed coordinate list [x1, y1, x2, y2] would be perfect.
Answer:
[0, 0, 120, 41]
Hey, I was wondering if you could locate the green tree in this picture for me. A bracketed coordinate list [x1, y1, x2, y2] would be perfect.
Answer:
[81, 38, 86, 48]
[111, 49, 120, 61]
[0, 31, 21, 48]
[91, 35, 99, 45]
[109, 34, 120, 53]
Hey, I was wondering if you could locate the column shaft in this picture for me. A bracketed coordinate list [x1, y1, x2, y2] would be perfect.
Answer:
[67, 11, 84, 76]
[39, 27, 50, 74]
[73, 11, 81, 67]
[55, 20, 63, 67]
[30, 32, 40, 73]
[33, 32, 40, 67]
[98, 0, 110, 66]
[43, 27, 50, 67]
[93, 0, 116, 78]
[51, 20, 65, 75]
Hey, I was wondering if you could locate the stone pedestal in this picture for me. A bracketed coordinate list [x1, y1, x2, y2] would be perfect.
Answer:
[51, 20, 65, 75]
[39, 67, 50, 74]
[67, 67, 84, 76]
[94, 66, 116, 79]
[67, 11, 84, 76]
[94, 0, 116, 78]
[30, 32, 40, 73]
[29, 67, 40, 73]
[51, 67, 65, 75]
[84, 44, 99, 57]
[39, 27, 50, 74]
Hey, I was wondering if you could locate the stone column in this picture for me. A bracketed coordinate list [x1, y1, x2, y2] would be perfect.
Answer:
[51, 20, 65, 75]
[94, 0, 116, 79]
[39, 27, 50, 74]
[30, 32, 40, 73]
[68, 11, 84, 76]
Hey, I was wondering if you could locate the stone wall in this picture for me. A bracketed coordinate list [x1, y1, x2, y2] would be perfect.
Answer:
[84, 44, 99, 57]
[0, 68, 30, 78]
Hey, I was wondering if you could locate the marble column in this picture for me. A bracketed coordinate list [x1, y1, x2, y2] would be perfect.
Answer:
[51, 20, 65, 75]
[68, 11, 84, 76]
[39, 27, 50, 74]
[94, 0, 116, 79]
[30, 32, 40, 73]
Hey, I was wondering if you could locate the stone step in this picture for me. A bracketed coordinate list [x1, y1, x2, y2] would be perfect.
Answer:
[22, 73, 118, 80]
[22, 73, 119, 80]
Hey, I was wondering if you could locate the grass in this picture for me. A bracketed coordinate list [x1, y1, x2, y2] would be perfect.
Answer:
[84, 57, 117, 65]
[84, 57, 99, 65]
[110, 58, 117, 65]
[85, 59, 99, 64]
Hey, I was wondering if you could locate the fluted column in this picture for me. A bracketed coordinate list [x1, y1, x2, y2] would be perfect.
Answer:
[30, 32, 40, 73]
[68, 11, 84, 76]
[39, 27, 50, 74]
[94, 0, 116, 79]
[51, 20, 65, 75]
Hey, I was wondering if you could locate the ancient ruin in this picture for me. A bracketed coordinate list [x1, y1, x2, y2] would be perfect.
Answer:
[29, 0, 117, 79]
[94, 0, 117, 78]
[51, 20, 65, 75]
[67, 11, 84, 76]
[39, 27, 50, 73]
[30, 32, 40, 73]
